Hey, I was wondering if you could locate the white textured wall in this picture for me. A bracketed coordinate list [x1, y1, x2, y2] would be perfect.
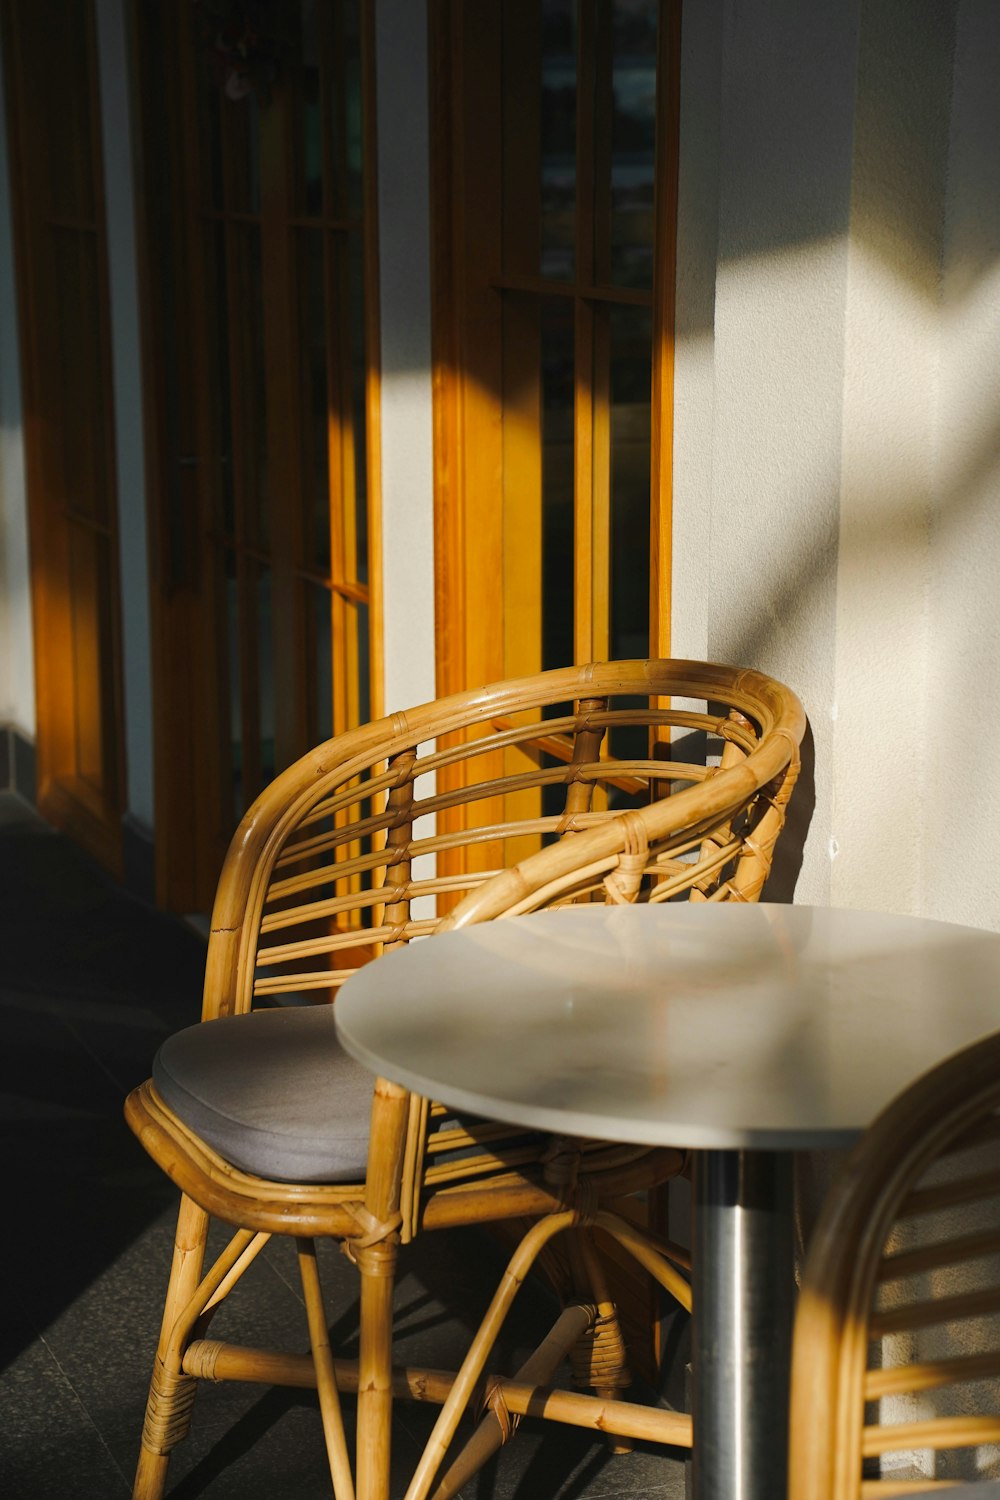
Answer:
[375, 0, 437, 720]
[674, 0, 1000, 931]
[96, 0, 154, 831]
[831, 0, 955, 915]
[676, 0, 861, 905]
[925, 0, 1000, 931]
[0, 33, 36, 738]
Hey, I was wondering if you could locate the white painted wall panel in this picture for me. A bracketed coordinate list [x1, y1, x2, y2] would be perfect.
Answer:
[0, 33, 36, 738]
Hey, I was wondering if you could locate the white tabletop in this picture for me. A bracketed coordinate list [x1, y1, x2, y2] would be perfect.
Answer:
[335, 904, 1000, 1150]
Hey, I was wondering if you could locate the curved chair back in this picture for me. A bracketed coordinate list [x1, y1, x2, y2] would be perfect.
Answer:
[205, 658, 805, 1021]
[789, 1029, 1000, 1499]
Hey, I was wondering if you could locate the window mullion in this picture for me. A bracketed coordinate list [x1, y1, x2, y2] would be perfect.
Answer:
[573, 0, 596, 663]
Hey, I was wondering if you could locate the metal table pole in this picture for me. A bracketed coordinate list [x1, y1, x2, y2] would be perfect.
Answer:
[691, 1149, 795, 1500]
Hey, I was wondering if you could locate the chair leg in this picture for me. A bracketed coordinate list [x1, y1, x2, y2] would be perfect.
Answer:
[355, 1239, 398, 1500]
[567, 1229, 633, 1455]
[133, 1194, 210, 1500]
[298, 1239, 356, 1500]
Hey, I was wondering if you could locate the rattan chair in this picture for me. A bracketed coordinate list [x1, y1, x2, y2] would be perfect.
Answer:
[789, 1029, 1000, 1500]
[126, 659, 804, 1500]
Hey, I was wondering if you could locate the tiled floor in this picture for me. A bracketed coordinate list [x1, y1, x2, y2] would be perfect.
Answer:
[0, 794, 688, 1498]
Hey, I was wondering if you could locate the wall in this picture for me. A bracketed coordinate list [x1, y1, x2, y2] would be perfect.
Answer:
[925, 0, 1000, 931]
[673, 0, 999, 930]
[375, 0, 437, 719]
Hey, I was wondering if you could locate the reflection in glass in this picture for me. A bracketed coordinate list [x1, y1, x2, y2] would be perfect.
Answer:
[36, 0, 93, 219]
[609, 0, 658, 288]
[257, 566, 276, 787]
[340, 3, 364, 220]
[310, 585, 334, 743]
[347, 231, 368, 584]
[225, 549, 244, 818]
[355, 601, 370, 726]
[609, 303, 651, 660]
[295, 0, 323, 214]
[540, 0, 576, 280]
[540, 298, 575, 675]
[297, 229, 330, 571]
[68, 521, 114, 793]
[230, 225, 269, 549]
[205, 222, 236, 536]
[50, 228, 106, 524]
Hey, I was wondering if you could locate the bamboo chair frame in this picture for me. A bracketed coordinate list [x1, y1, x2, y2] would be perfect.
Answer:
[125, 659, 804, 1500]
[789, 1029, 1000, 1500]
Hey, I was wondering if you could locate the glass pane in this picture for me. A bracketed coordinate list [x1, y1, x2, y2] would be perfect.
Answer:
[540, 0, 576, 280]
[195, 41, 225, 212]
[355, 601, 370, 727]
[293, 0, 324, 215]
[257, 565, 276, 787]
[224, 548, 244, 819]
[609, 0, 658, 288]
[204, 221, 236, 536]
[68, 520, 115, 796]
[228, 223, 269, 549]
[220, 95, 261, 215]
[540, 298, 575, 674]
[309, 584, 333, 743]
[608, 303, 652, 660]
[47, 227, 108, 524]
[297, 228, 330, 571]
[334, 1, 364, 220]
[347, 230, 368, 583]
[20, 0, 95, 220]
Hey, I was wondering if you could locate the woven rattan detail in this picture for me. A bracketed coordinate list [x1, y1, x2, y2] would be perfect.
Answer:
[181, 1339, 226, 1382]
[569, 1310, 632, 1393]
[477, 1375, 522, 1444]
[602, 811, 649, 904]
[141, 1356, 199, 1455]
[542, 1136, 583, 1194]
[340, 1203, 403, 1267]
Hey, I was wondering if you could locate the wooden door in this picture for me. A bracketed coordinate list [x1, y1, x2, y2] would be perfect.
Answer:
[2, 0, 126, 873]
[134, 0, 381, 911]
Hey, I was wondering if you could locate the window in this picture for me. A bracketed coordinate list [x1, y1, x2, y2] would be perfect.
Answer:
[432, 0, 679, 693]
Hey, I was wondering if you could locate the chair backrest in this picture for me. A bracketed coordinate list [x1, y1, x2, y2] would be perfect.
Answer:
[789, 1029, 1000, 1500]
[201, 659, 805, 1020]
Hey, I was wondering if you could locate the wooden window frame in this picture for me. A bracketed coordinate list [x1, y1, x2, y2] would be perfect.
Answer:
[430, 0, 681, 699]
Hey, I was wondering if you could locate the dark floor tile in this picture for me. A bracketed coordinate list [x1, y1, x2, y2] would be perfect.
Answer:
[0, 1333, 131, 1498]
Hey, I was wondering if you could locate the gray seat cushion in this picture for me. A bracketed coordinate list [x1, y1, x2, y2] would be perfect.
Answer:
[153, 1005, 376, 1184]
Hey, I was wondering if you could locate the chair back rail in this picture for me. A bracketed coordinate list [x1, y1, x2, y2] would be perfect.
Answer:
[203, 660, 804, 1021]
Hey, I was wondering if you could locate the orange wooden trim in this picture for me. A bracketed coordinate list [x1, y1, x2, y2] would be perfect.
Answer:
[361, 0, 384, 721]
[574, 297, 595, 665]
[591, 306, 611, 662]
[649, 0, 682, 662]
[1, 0, 126, 873]
[429, 0, 467, 701]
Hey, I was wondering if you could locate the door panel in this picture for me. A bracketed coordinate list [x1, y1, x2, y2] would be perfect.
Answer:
[2, 0, 126, 871]
[135, 0, 381, 911]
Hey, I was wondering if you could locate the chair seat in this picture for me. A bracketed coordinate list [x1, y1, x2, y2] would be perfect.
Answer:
[153, 1006, 376, 1184]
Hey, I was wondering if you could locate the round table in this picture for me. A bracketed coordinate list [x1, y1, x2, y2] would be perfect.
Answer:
[335, 902, 1000, 1500]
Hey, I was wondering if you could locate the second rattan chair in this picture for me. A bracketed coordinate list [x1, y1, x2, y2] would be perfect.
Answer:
[789, 1028, 1000, 1500]
[126, 658, 804, 1500]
